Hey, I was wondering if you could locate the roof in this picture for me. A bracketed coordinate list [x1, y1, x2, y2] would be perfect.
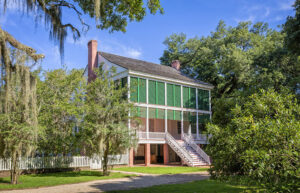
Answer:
[99, 52, 213, 87]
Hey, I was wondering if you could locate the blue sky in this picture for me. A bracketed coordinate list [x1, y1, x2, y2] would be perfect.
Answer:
[0, 0, 296, 71]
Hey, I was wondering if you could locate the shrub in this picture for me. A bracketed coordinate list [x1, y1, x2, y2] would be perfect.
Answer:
[207, 89, 300, 192]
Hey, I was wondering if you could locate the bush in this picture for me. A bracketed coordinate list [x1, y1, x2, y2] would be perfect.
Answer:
[207, 89, 300, 192]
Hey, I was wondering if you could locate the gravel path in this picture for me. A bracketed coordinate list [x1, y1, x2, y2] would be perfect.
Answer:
[2, 172, 210, 193]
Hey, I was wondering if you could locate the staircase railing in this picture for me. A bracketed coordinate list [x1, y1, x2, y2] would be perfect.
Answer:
[165, 133, 195, 167]
[182, 133, 211, 165]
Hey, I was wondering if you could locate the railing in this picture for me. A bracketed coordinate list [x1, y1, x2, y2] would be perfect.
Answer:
[191, 134, 211, 142]
[138, 132, 147, 139]
[0, 156, 90, 171]
[0, 155, 129, 171]
[182, 133, 211, 165]
[165, 133, 195, 166]
[138, 132, 166, 140]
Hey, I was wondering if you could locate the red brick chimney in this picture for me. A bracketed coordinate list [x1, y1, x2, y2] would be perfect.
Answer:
[171, 60, 180, 70]
[88, 40, 98, 82]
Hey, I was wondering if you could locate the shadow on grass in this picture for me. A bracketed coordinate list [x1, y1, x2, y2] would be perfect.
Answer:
[85, 173, 211, 193]
[29, 170, 104, 178]
[0, 178, 10, 184]
[105, 179, 259, 193]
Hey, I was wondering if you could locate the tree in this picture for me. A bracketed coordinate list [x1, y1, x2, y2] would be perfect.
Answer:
[0, 49, 40, 184]
[160, 21, 300, 125]
[206, 89, 300, 192]
[81, 65, 137, 176]
[1, 0, 163, 56]
[36, 68, 86, 156]
[284, 0, 300, 55]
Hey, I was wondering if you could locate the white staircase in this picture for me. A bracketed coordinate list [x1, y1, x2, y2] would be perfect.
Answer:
[177, 140, 209, 166]
[165, 132, 211, 166]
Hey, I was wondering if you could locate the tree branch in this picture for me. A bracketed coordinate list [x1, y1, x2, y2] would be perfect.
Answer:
[0, 27, 44, 61]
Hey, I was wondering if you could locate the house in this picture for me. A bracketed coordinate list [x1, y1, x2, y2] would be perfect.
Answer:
[87, 40, 213, 166]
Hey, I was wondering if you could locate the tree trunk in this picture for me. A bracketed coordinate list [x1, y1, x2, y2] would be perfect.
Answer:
[102, 140, 110, 176]
[10, 151, 19, 184]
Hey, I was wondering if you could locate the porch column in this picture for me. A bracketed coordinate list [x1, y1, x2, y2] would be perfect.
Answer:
[146, 107, 149, 139]
[145, 143, 151, 166]
[181, 110, 184, 139]
[196, 89, 199, 139]
[163, 144, 169, 165]
[129, 148, 134, 166]
[165, 82, 167, 134]
[180, 86, 184, 139]
[196, 112, 199, 139]
[128, 76, 131, 129]
[146, 79, 149, 139]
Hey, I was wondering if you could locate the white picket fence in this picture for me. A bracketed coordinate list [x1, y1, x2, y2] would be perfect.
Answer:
[0, 154, 128, 171]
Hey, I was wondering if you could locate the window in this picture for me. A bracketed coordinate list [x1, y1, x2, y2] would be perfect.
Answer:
[190, 88, 196, 109]
[121, 77, 127, 88]
[130, 77, 138, 102]
[139, 78, 146, 103]
[177, 122, 181, 134]
[198, 89, 209, 111]
[130, 77, 146, 103]
[167, 84, 181, 107]
[148, 80, 165, 105]
[157, 82, 165, 105]
[148, 80, 156, 104]
[183, 87, 196, 109]
[183, 87, 189, 108]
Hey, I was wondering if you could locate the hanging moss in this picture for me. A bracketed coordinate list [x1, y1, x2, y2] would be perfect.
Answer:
[0, 26, 41, 185]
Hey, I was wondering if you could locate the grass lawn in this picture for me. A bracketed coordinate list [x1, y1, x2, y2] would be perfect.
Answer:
[113, 166, 208, 174]
[108, 179, 261, 193]
[0, 170, 135, 190]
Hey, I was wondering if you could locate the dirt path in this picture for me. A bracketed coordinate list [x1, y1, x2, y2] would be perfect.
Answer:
[2, 172, 210, 193]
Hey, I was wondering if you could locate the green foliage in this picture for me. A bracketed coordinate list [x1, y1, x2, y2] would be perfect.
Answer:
[1, 0, 163, 56]
[109, 179, 261, 193]
[80, 64, 137, 175]
[36, 69, 86, 155]
[284, 0, 300, 55]
[76, 0, 163, 32]
[160, 21, 300, 126]
[0, 48, 40, 184]
[113, 166, 208, 174]
[207, 89, 300, 192]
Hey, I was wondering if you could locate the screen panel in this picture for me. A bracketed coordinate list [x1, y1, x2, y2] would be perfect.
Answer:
[139, 78, 146, 103]
[130, 77, 138, 102]
[157, 81, 165, 105]
[167, 84, 174, 106]
[198, 89, 210, 111]
[148, 80, 156, 104]
[182, 86, 189, 108]
[174, 85, 181, 107]
[189, 88, 196, 109]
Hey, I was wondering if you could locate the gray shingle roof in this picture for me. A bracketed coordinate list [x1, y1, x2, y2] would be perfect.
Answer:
[99, 52, 213, 87]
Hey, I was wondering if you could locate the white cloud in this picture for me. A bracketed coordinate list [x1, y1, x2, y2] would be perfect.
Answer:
[279, 0, 294, 10]
[67, 35, 142, 59]
[264, 7, 270, 17]
[273, 16, 284, 21]
[0, 15, 6, 24]
[234, 15, 255, 23]
[126, 49, 142, 58]
[234, 0, 294, 25]
[48, 45, 60, 65]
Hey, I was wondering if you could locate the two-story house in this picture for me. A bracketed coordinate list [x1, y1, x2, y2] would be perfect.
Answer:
[87, 40, 213, 167]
